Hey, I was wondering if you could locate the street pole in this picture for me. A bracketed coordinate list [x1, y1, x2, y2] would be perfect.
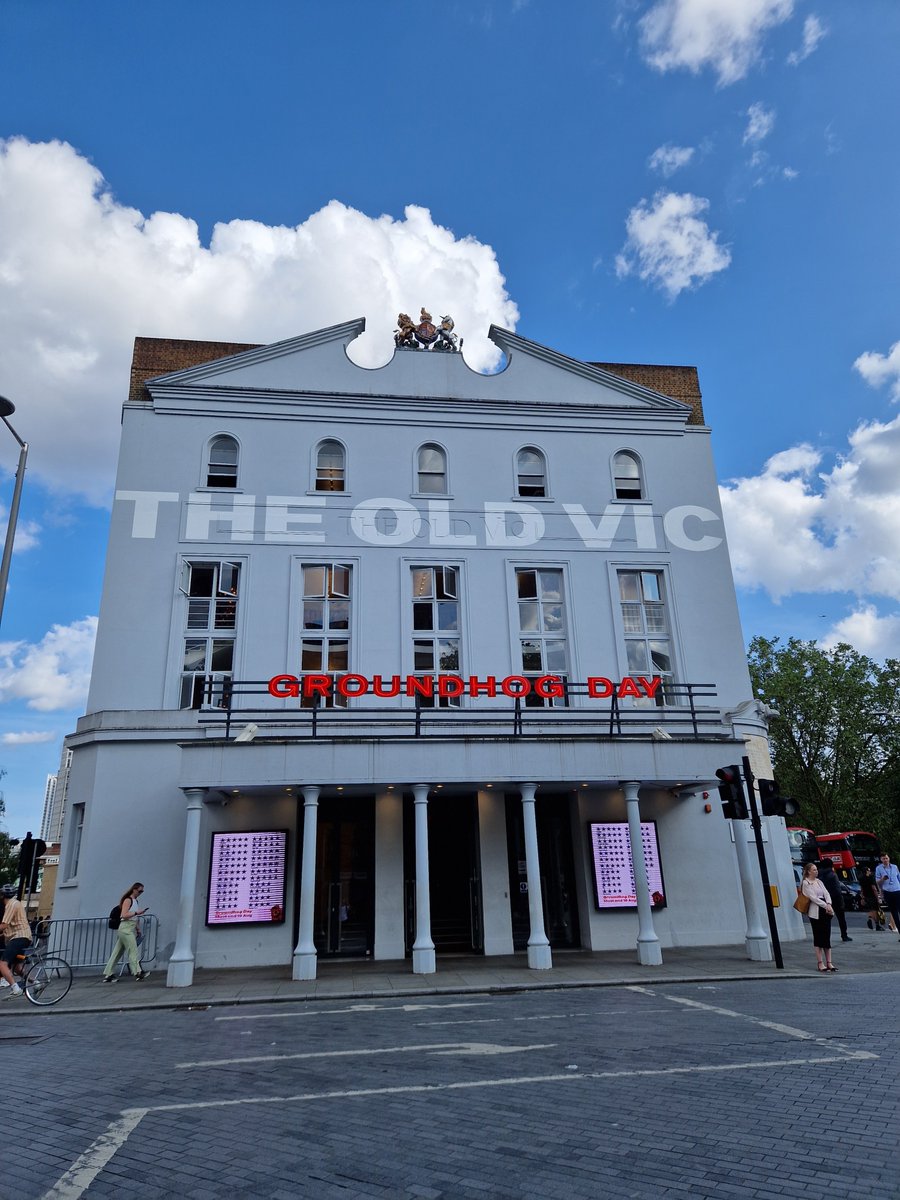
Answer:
[0, 397, 29, 630]
[742, 754, 784, 969]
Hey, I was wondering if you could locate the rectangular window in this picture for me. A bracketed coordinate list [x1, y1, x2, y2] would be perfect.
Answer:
[300, 563, 352, 707]
[65, 803, 85, 881]
[411, 566, 461, 707]
[180, 561, 240, 709]
[515, 568, 569, 707]
[617, 570, 674, 704]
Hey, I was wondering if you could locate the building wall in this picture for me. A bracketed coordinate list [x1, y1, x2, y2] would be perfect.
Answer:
[53, 323, 804, 965]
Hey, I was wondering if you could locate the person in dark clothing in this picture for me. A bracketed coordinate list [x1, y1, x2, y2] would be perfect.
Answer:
[860, 867, 884, 930]
[818, 858, 852, 942]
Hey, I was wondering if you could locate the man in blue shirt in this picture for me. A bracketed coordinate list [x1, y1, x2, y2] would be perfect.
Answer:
[875, 853, 900, 941]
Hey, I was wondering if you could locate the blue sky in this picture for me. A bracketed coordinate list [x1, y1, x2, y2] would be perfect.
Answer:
[2, 0, 899, 834]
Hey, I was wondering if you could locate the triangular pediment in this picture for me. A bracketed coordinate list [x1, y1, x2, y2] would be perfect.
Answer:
[141, 318, 694, 418]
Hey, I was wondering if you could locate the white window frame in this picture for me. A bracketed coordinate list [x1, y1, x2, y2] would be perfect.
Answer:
[609, 564, 680, 706]
[313, 438, 347, 493]
[611, 449, 646, 502]
[176, 559, 242, 710]
[410, 564, 463, 707]
[297, 560, 354, 708]
[204, 433, 241, 489]
[510, 563, 572, 707]
[413, 443, 450, 496]
[515, 445, 549, 499]
[63, 802, 85, 882]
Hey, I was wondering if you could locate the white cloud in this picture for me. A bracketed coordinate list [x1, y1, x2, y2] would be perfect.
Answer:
[819, 606, 900, 659]
[787, 13, 827, 65]
[0, 730, 57, 746]
[743, 102, 775, 144]
[0, 138, 520, 504]
[0, 505, 40, 553]
[854, 339, 900, 400]
[0, 616, 97, 712]
[639, 0, 794, 86]
[721, 415, 900, 603]
[648, 144, 696, 177]
[616, 191, 731, 298]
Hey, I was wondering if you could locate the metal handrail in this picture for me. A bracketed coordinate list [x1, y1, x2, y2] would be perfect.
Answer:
[198, 678, 725, 742]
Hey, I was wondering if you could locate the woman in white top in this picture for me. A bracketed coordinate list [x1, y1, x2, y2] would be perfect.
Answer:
[801, 862, 835, 972]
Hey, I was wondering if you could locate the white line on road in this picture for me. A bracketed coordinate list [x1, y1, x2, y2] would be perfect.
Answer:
[215, 1000, 489, 1021]
[416, 1007, 675, 1027]
[626, 986, 877, 1059]
[177, 1041, 555, 1069]
[38, 1108, 147, 1200]
[40, 1051, 868, 1200]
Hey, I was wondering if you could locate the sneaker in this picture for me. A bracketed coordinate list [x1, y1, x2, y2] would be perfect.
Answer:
[0, 979, 9, 989]
[2, 984, 22, 999]
[841, 936, 853, 942]
[101, 975, 117, 984]
[135, 971, 150, 981]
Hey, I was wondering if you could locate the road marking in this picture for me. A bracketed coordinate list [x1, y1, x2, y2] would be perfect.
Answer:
[38, 1108, 147, 1200]
[417, 1007, 675, 1027]
[40, 1050, 872, 1200]
[626, 986, 877, 1060]
[177, 1041, 555, 1068]
[215, 1000, 489, 1021]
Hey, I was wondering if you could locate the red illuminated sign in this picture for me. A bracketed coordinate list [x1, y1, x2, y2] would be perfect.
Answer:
[267, 673, 661, 700]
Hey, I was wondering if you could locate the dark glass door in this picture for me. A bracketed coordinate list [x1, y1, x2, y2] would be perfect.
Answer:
[304, 797, 374, 957]
[404, 794, 483, 955]
[505, 793, 580, 950]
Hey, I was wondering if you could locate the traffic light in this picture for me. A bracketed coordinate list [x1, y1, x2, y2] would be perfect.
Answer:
[716, 764, 749, 820]
[758, 779, 799, 819]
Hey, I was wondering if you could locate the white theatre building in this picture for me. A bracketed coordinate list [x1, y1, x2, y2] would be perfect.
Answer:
[53, 316, 803, 985]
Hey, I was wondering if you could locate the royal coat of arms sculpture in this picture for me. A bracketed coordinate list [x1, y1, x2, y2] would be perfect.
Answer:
[394, 308, 462, 352]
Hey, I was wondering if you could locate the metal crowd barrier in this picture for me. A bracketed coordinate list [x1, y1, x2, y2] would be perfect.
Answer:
[37, 914, 159, 972]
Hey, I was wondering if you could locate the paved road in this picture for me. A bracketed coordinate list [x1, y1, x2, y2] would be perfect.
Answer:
[9, 968, 899, 1200]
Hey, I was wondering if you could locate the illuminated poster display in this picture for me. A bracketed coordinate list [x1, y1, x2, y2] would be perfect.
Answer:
[589, 821, 665, 910]
[206, 830, 287, 926]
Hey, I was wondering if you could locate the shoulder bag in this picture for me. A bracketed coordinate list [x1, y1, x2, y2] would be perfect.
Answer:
[793, 891, 811, 915]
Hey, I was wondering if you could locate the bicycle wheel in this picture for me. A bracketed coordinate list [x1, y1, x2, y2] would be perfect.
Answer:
[24, 956, 73, 1006]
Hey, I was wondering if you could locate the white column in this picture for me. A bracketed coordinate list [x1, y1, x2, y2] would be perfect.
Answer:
[622, 780, 663, 966]
[411, 783, 436, 974]
[374, 789, 406, 961]
[166, 787, 206, 988]
[733, 819, 773, 961]
[293, 786, 320, 980]
[520, 782, 552, 969]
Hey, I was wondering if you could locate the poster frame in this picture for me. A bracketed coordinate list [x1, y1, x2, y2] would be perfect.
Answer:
[206, 828, 289, 927]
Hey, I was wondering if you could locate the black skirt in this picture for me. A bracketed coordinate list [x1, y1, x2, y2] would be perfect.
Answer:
[809, 912, 832, 949]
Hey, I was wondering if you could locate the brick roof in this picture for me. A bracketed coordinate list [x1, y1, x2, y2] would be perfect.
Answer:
[591, 362, 704, 425]
[129, 337, 260, 403]
[128, 337, 703, 423]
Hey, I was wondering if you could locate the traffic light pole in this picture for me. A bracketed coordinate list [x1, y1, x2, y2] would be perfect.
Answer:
[742, 755, 784, 970]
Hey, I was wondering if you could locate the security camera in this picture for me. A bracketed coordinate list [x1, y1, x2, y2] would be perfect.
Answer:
[234, 723, 259, 743]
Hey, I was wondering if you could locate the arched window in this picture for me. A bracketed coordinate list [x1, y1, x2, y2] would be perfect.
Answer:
[416, 444, 447, 494]
[316, 440, 345, 492]
[206, 435, 239, 488]
[613, 450, 644, 500]
[516, 447, 547, 498]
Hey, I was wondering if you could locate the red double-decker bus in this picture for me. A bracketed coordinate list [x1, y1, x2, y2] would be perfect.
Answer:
[815, 830, 882, 873]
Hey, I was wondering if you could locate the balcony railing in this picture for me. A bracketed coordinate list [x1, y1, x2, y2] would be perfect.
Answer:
[197, 678, 728, 743]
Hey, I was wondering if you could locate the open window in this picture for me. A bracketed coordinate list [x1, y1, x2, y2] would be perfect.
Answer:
[206, 435, 239, 488]
[516, 447, 547, 497]
[316, 440, 345, 492]
[613, 450, 644, 501]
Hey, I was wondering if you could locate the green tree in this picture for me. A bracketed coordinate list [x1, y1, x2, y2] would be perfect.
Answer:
[748, 637, 900, 855]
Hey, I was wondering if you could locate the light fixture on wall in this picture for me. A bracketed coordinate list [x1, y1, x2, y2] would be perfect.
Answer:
[234, 723, 259, 743]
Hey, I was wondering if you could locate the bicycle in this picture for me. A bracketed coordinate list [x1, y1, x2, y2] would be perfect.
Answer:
[13, 941, 73, 1006]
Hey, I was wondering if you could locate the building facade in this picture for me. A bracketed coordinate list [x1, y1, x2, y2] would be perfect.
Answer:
[53, 318, 802, 985]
